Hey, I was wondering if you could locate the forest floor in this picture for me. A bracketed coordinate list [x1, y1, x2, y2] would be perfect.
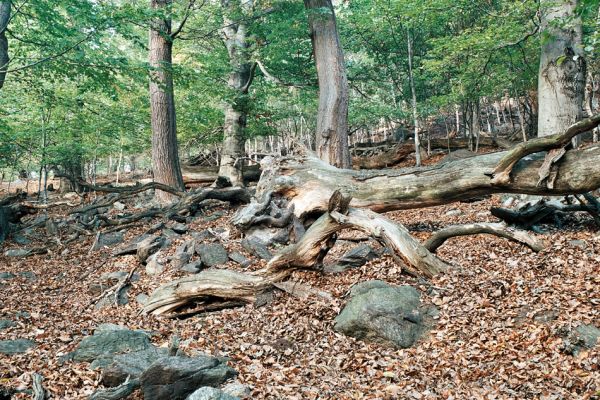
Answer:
[0, 182, 599, 399]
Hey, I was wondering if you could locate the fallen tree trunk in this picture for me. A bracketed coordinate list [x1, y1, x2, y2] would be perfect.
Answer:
[254, 144, 600, 218]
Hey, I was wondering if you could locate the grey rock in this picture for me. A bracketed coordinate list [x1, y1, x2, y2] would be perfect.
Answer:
[140, 355, 237, 400]
[136, 293, 150, 305]
[170, 223, 188, 234]
[222, 381, 252, 398]
[146, 254, 165, 275]
[246, 227, 289, 245]
[241, 238, 272, 261]
[334, 281, 436, 348]
[71, 329, 151, 362]
[191, 230, 214, 242]
[182, 260, 203, 274]
[568, 239, 587, 249]
[163, 228, 180, 239]
[562, 324, 600, 355]
[187, 387, 239, 400]
[113, 234, 152, 256]
[325, 244, 380, 273]
[196, 243, 229, 267]
[172, 240, 195, 269]
[0, 272, 16, 280]
[0, 319, 15, 330]
[12, 234, 31, 246]
[0, 339, 35, 354]
[203, 211, 225, 222]
[445, 209, 462, 217]
[100, 346, 169, 387]
[93, 232, 124, 251]
[113, 201, 126, 211]
[228, 252, 251, 268]
[95, 323, 129, 333]
[4, 249, 31, 257]
[19, 271, 36, 281]
[137, 235, 166, 264]
[95, 285, 131, 309]
[100, 271, 140, 284]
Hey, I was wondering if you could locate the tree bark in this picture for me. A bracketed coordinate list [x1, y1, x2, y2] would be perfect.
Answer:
[0, 1, 9, 90]
[537, 0, 586, 145]
[407, 28, 421, 166]
[218, 0, 255, 186]
[149, 0, 185, 203]
[304, 0, 351, 168]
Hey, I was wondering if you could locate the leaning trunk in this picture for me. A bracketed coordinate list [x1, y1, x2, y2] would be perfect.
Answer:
[149, 0, 184, 203]
[218, 0, 254, 186]
[537, 0, 586, 144]
[0, 1, 10, 90]
[304, 0, 350, 168]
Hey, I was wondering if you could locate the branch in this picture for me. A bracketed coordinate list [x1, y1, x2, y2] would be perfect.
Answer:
[423, 222, 545, 253]
[255, 59, 305, 88]
[171, 0, 202, 40]
[491, 113, 600, 185]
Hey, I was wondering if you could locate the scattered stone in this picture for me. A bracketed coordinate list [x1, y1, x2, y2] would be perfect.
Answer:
[241, 238, 272, 261]
[4, 249, 31, 257]
[222, 381, 252, 398]
[203, 211, 225, 222]
[187, 387, 239, 400]
[181, 260, 203, 274]
[334, 280, 436, 348]
[140, 355, 237, 400]
[93, 232, 124, 251]
[11, 234, 31, 246]
[445, 209, 462, 217]
[100, 271, 140, 284]
[113, 201, 126, 211]
[228, 252, 251, 268]
[568, 239, 587, 249]
[169, 223, 188, 234]
[0, 319, 15, 330]
[95, 323, 129, 333]
[172, 240, 195, 269]
[246, 227, 289, 245]
[19, 271, 36, 281]
[136, 293, 150, 305]
[196, 243, 229, 267]
[146, 253, 165, 275]
[561, 324, 600, 356]
[95, 285, 131, 309]
[0, 272, 16, 280]
[0, 339, 35, 355]
[533, 309, 559, 323]
[325, 244, 380, 274]
[137, 235, 166, 264]
[71, 329, 151, 362]
[113, 234, 152, 256]
[191, 230, 215, 242]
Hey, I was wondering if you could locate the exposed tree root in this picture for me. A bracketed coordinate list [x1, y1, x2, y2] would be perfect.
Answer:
[89, 377, 139, 400]
[423, 222, 545, 253]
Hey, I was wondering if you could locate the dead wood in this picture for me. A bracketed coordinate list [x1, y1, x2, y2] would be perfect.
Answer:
[491, 113, 600, 185]
[490, 201, 589, 228]
[32, 373, 45, 400]
[423, 222, 545, 253]
[143, 191, 448, 316]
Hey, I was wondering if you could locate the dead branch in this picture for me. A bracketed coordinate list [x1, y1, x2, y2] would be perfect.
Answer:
[32, 373, 45, 400]
[423, 222, 545, 253]
[88, 377, 140, 400]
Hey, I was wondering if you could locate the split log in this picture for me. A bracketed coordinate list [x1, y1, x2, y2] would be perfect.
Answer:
[143, 191, 448, 316]
[490, 201, 588, 228]
[423, 222, 545, 253]
[252, 143, 600, 218]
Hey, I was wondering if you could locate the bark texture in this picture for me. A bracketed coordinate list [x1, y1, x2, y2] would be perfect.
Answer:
[149, 0, 185, 203]
[537, 0, 586, 141]
[218, 0, 254, 186]
[0, 1, 10, 90]
[305, 0, 351, 168]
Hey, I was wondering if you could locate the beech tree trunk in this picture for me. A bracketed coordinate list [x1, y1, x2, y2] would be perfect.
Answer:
[218, 0, 254, 186]
[407, 28, 421, 166]
[537, 0, 586, 144]
[0, 1, 10, 90]
[149, 0, 185, 203]
[305, 0, 351, 168]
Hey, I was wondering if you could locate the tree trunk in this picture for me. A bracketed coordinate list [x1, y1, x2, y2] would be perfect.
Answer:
[0, 1, 9, 90]
[407, 28, 421, 166]
[149, 0, 184, 203]
[537, 0, 586, 145]
[304, 0, 350, 168]
[218, 0, 254, 186]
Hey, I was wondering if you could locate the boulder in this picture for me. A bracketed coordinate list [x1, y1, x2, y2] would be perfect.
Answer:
[113, 234, 152, 256]
[172, 240, 195, 269]
[334, 280, 436, 348]
[71, 329, 151, 362]
[181, 260, 203, 274]
[169, 223, 188, 235]
[100, 346, 169, 387]
[4, 249, 31, 257]
[187, 387, 239, 400]
[93, 232, 124, 251]
[196, 243, 228, 267]
[561, 324, 600, 355]
[137, 235, 166, 264]
[113, 201, 126, 211]
[146, 253, 165, 275]
[228, 252, 251, 268]
[140, 355, 237, 400]
[0, 339, 35, 354]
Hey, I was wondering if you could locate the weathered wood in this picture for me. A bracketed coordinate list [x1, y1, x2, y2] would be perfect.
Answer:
[253, 143, 600, 218]
[32, 373, 45, 400]
[423, 222, 545, 253]
[88, 377, 140, 400]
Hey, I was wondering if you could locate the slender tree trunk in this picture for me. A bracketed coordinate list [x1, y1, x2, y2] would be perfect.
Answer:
[407, 28, 421, 166]
[149, 0, 184, 203]
[0, 1, 10, 90]
[218, 0, 254, 186]
[304, 0, 350, 168]
[538, 0, 586, 146]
